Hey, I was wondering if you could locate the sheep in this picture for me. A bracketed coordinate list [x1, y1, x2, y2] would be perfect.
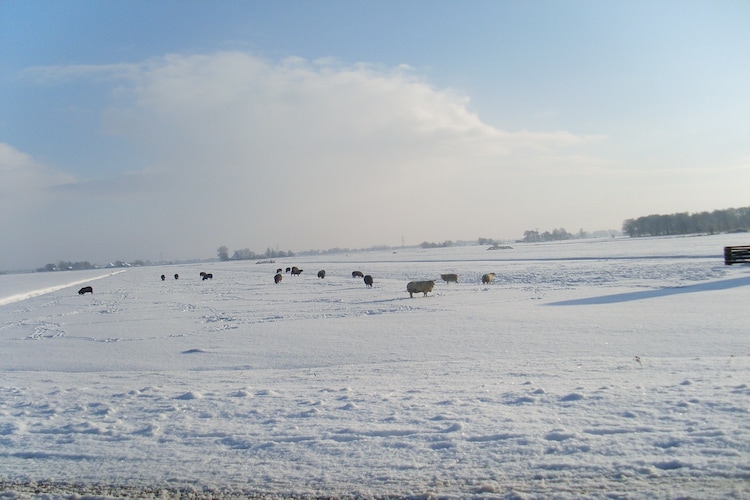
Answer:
[202, 273, 213, 280]
[291, 266, 303, 276]
[274, 273, 283, 284]
[317, 270, 326, 279]
[174, 274, 179, 280]
[78, 286, 93, 295]
[285, 267, 291, 273]
[407, 280, 434, 298]
[161, 274, 166, 281]
[352, 271, 364, 278]
[363, 275, 373, 287]
[440, 273, 459, 284]
[481, 273, 496, 284]
[276, 268, 283, 274]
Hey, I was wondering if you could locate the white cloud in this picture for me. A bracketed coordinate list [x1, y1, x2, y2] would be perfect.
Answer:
[0, 52, 616, 270]
[0, 143, 75, 203]
[0, 143, 79, 268]
[0, 143, 86, 235]
[94, 52, 603, 250]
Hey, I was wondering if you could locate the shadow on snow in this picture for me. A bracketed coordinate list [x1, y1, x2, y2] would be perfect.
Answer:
[546, 275, 750, 306]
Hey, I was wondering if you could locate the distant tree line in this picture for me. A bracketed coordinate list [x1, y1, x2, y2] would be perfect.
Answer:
[622, 207, 750, 237]
[38, 261, 96, 272]
[299, 245, 392, 256]
[520, 228, 577, 243]
[420, 240, 454, 249]
[217, 246, 295, 262]
[477, 237, 498, 246]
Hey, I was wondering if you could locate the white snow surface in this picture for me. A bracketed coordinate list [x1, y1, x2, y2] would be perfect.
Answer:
[1, 235, 749, 499]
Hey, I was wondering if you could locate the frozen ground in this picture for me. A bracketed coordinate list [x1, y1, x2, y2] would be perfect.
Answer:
[0, 234, 748, 499]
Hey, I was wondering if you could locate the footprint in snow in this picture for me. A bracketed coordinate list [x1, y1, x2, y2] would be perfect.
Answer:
[175, 391, 202, 400]
[545, 430, 577, 441]
[560, 392, 585, 402]
[229, 389, 252, 397]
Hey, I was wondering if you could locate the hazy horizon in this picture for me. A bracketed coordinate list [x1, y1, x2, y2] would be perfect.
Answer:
[7, 229, 615, 272]
[2, 1, 748, 271]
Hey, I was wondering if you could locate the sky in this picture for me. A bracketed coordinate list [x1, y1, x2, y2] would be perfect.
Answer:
[1, 0, 749, 271]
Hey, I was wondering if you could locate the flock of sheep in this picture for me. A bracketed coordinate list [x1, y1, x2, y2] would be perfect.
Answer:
[80, 270, 498, 298]
[272, 267, 375, 287]
[270, 268, 497, 298]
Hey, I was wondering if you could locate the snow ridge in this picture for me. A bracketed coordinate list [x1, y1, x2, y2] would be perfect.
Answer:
[0, 270, 127, 306]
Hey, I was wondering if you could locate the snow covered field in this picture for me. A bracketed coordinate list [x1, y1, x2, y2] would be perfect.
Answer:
[1, 234, 749, 499]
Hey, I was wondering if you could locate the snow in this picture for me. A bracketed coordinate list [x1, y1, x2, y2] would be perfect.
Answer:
[1, 234, 749, 499]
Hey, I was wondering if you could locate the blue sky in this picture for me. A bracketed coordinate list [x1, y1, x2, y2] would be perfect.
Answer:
[1, 1, 749, 270]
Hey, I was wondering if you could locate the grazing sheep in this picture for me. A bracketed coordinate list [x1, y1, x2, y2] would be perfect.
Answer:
[274, 273, 283, 284]
[202, 273, 213, 280]
[352, 271, 364, 278]
[291, 266, 303, 276]
[276, 268, 283, 274]
[481, 273, 496, 284]
[78, 286, 93, 295]
[440, 273, 459, 284]
[285, 267, 291, 273]
[174, 274, 179, 280]
[406, 280, 435, 298]
[317, 270, 326, 279]
[161, 274, 166, 281]
[363, 275, 373, 287]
